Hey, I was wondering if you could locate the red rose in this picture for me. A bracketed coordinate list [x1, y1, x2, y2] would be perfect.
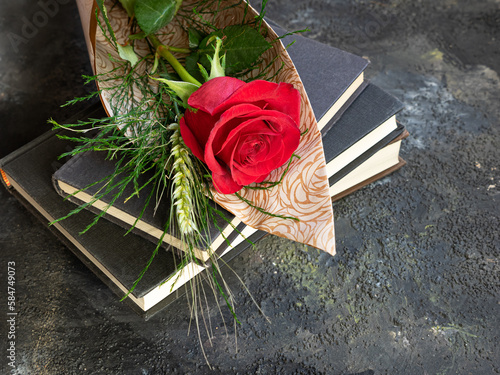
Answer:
[180, 77, 301, 194]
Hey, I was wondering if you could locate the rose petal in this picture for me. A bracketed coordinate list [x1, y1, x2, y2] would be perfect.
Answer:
[188, 77, 246, 114]
[236, 133, 272, 165]
[205, 104, 263, 175]
[217, 131, 240, 165]
[207, 108, 300, 186]
[209, 104, 263, 154]
[213, 106, 288, 155]
[218, 120, 278, 163]
[230, 111, 300, 169]
[231, 146, 284, 185]
[214, 80, 301, 126]
[232, 144, 285, 181]
[180, 117, 205, 162]
[212, 171, 242, 194]
[183, 109, 217, 149]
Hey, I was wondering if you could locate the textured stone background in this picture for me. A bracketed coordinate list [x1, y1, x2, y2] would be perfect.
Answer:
[1, 0, 499, 374]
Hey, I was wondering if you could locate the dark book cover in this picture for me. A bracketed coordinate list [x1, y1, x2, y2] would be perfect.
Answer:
[323, 83, 404, 176]
[272, 23, 369, 134]
[53, 148, 238, 262]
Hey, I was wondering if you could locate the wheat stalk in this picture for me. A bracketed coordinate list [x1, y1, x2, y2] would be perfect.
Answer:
[168, 122, 197, 235]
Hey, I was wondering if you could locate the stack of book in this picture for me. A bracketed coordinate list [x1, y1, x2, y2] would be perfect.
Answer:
[0, 25, 408, 317]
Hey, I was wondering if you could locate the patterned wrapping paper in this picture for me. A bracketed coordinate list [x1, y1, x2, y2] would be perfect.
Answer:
[75, 0, 336, 255]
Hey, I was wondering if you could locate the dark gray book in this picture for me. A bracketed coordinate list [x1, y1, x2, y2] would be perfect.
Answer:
[53, 150, 239, 262]
[322, 83, 404, 178]
[0, 104, 265, 317]
[330, 127, 408, 201]
[272, 23, 369, 135]
[329, 123, 406, 187]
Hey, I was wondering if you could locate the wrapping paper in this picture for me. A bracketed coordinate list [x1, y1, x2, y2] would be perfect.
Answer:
[75, 0, 336, 255]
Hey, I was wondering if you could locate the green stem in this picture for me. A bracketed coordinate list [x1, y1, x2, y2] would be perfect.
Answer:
[148, 35, 201, 86]
[168, 46, 192, 54]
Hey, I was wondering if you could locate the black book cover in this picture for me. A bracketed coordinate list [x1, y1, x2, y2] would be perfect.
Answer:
[272, 23, 369, 134]
[322, 83, 404, 176]
[53, 148, 239, 262]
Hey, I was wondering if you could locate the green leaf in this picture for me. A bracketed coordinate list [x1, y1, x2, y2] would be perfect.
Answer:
[151, 52, 159, 73]
[119, 0, 136, 18]
[188, 28, 206, 49]
[185, 52, 205, 83]
[134, 0, 182, 35]
[197, 63, 209, 82]
[158, 71, 181, 81]
[197, 25, 271, 76]
[117, 44, 139, 66]
[152, 77, 199, 107]
[129, 32, 146, 40]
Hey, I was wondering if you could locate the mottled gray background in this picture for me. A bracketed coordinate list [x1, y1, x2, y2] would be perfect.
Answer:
[1, 0, 499, 374]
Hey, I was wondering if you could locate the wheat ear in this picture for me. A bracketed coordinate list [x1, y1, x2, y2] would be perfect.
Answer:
[168, 123, 197, 235]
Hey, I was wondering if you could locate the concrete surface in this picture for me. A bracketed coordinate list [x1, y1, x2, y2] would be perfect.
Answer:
[1, 0, 499, 374]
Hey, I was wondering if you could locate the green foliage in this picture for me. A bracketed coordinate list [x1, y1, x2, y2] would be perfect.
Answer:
[153, 77, 199, 107]
[207, 37, 225, 80]
[118, 0, 136, 18]
[189, 25, 271, 77]
[188, 28, 206, 49]
[185, 52, 206, 84]
[135, 0, 182, 35]
[95, 0, 117, 45]
[117, 44, 139, 66]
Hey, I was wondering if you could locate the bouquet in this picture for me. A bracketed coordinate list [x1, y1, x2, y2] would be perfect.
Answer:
[52, 0, 335, 356]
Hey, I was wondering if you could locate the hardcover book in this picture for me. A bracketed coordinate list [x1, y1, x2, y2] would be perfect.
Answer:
[53, 152, 239, 262]
[322, 83, 404, 177]
[330, 128, 408, 200]
[272, 23, 369, 134]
